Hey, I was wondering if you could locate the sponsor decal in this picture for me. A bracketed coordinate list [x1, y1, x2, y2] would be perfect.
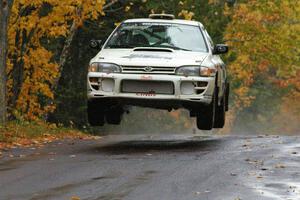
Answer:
[136, 90, 156, 97]
[122, 54, 172, 60]
[140, 75, 153, 80]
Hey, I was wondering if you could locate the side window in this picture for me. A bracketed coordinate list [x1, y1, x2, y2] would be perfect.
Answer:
[203, 29, 214, 50]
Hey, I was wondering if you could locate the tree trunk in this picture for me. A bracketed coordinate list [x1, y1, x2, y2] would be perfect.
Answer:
[52, 11, 80, 92]
[0, 0, 13, 124]
[53, 0, 119, 92]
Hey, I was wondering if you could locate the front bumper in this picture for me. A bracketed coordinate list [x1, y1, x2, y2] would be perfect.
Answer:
[87, 73, 215, 105]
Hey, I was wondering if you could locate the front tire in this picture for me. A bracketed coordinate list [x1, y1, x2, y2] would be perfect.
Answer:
[87, 101, 105, 126]
[196, 89, 216, 130]
[106, 107, 123, 125]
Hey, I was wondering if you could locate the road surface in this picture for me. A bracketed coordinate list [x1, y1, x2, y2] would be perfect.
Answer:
[0, 134, 300, 200]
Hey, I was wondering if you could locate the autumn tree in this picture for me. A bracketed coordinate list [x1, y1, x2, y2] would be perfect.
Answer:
[0, 0, 14, 124]
[6, 0, 106, 121]
[224, 0, 300, 133]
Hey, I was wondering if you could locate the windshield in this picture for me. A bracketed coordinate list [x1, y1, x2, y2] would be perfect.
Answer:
[105, 22, 208, 52]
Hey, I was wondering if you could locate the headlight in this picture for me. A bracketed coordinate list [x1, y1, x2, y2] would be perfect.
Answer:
[176, 66, 200, 76]
[176, 66, 216, 77]
[89, 63, 121, 73]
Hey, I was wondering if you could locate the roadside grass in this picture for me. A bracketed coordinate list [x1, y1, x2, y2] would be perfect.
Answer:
[0, 121, 94, 150]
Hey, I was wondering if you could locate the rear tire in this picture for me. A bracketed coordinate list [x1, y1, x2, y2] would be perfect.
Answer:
[87, 101, 105, 126]
[214, 92, 226, 128]
[196, 89, 216, 130]
[225, 82, 230, 112]
[106, 107, 123, 125]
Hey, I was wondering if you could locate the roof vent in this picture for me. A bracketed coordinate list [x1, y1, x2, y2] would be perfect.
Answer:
[149, 14, 175, 20]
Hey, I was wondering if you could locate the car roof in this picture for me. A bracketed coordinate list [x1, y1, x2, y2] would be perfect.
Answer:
[123, 18, 203, 27]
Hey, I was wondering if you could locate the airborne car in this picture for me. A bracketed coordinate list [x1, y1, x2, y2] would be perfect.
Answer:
[87, 14, 229, 130]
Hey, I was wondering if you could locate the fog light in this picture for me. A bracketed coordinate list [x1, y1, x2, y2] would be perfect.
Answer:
[101, 78, 114, 92]
[89, 77, 99, 83]
[197, 81, 208, 87]
[181, 82, 195, 95]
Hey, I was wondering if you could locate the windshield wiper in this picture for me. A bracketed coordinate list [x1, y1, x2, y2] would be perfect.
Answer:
[170, 46, 191, 51]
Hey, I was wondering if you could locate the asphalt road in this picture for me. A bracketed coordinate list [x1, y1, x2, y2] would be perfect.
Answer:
[0, 134, 300, 200]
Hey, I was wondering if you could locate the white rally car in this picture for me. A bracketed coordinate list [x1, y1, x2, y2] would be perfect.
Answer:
[87, 14, 229, 130]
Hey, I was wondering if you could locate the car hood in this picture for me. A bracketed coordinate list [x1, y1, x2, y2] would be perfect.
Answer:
[90, 49, 208, 67]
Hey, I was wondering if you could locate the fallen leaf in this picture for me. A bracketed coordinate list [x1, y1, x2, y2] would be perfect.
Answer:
[92, 136, 102, 140]
[33, 140, 39, 144]
[275, 164, 286, 169]
[71, 196, 80, 200]
[195, 190, 210, 195]
[248, 172, 256, 176]
[14, 143, 22, 147]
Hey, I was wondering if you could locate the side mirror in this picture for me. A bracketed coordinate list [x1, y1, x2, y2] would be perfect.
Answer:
[213, 44, 229, 55]
[90, 39, 103, 50]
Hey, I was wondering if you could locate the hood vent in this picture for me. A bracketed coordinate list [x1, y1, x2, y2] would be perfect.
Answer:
[133, 47, 174, 53]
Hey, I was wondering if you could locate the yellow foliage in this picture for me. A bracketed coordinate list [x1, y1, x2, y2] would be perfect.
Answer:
[125, 6, 131, 12]
[272, 89, 300, 134]
[178, 10, 194, 20]
[225, 0, 300, 110]
[208, 0, 219, 4]
[7, 0, 105, 120]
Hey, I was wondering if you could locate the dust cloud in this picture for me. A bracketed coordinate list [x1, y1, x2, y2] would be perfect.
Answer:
[91, 105, 299, 136]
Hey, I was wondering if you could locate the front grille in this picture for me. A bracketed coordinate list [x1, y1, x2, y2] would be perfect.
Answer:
[121, 66, 176, 74]
[121, 80, 174, 95]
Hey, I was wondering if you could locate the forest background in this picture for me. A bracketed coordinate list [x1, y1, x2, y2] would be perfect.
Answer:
[0, 0, 299, 139]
